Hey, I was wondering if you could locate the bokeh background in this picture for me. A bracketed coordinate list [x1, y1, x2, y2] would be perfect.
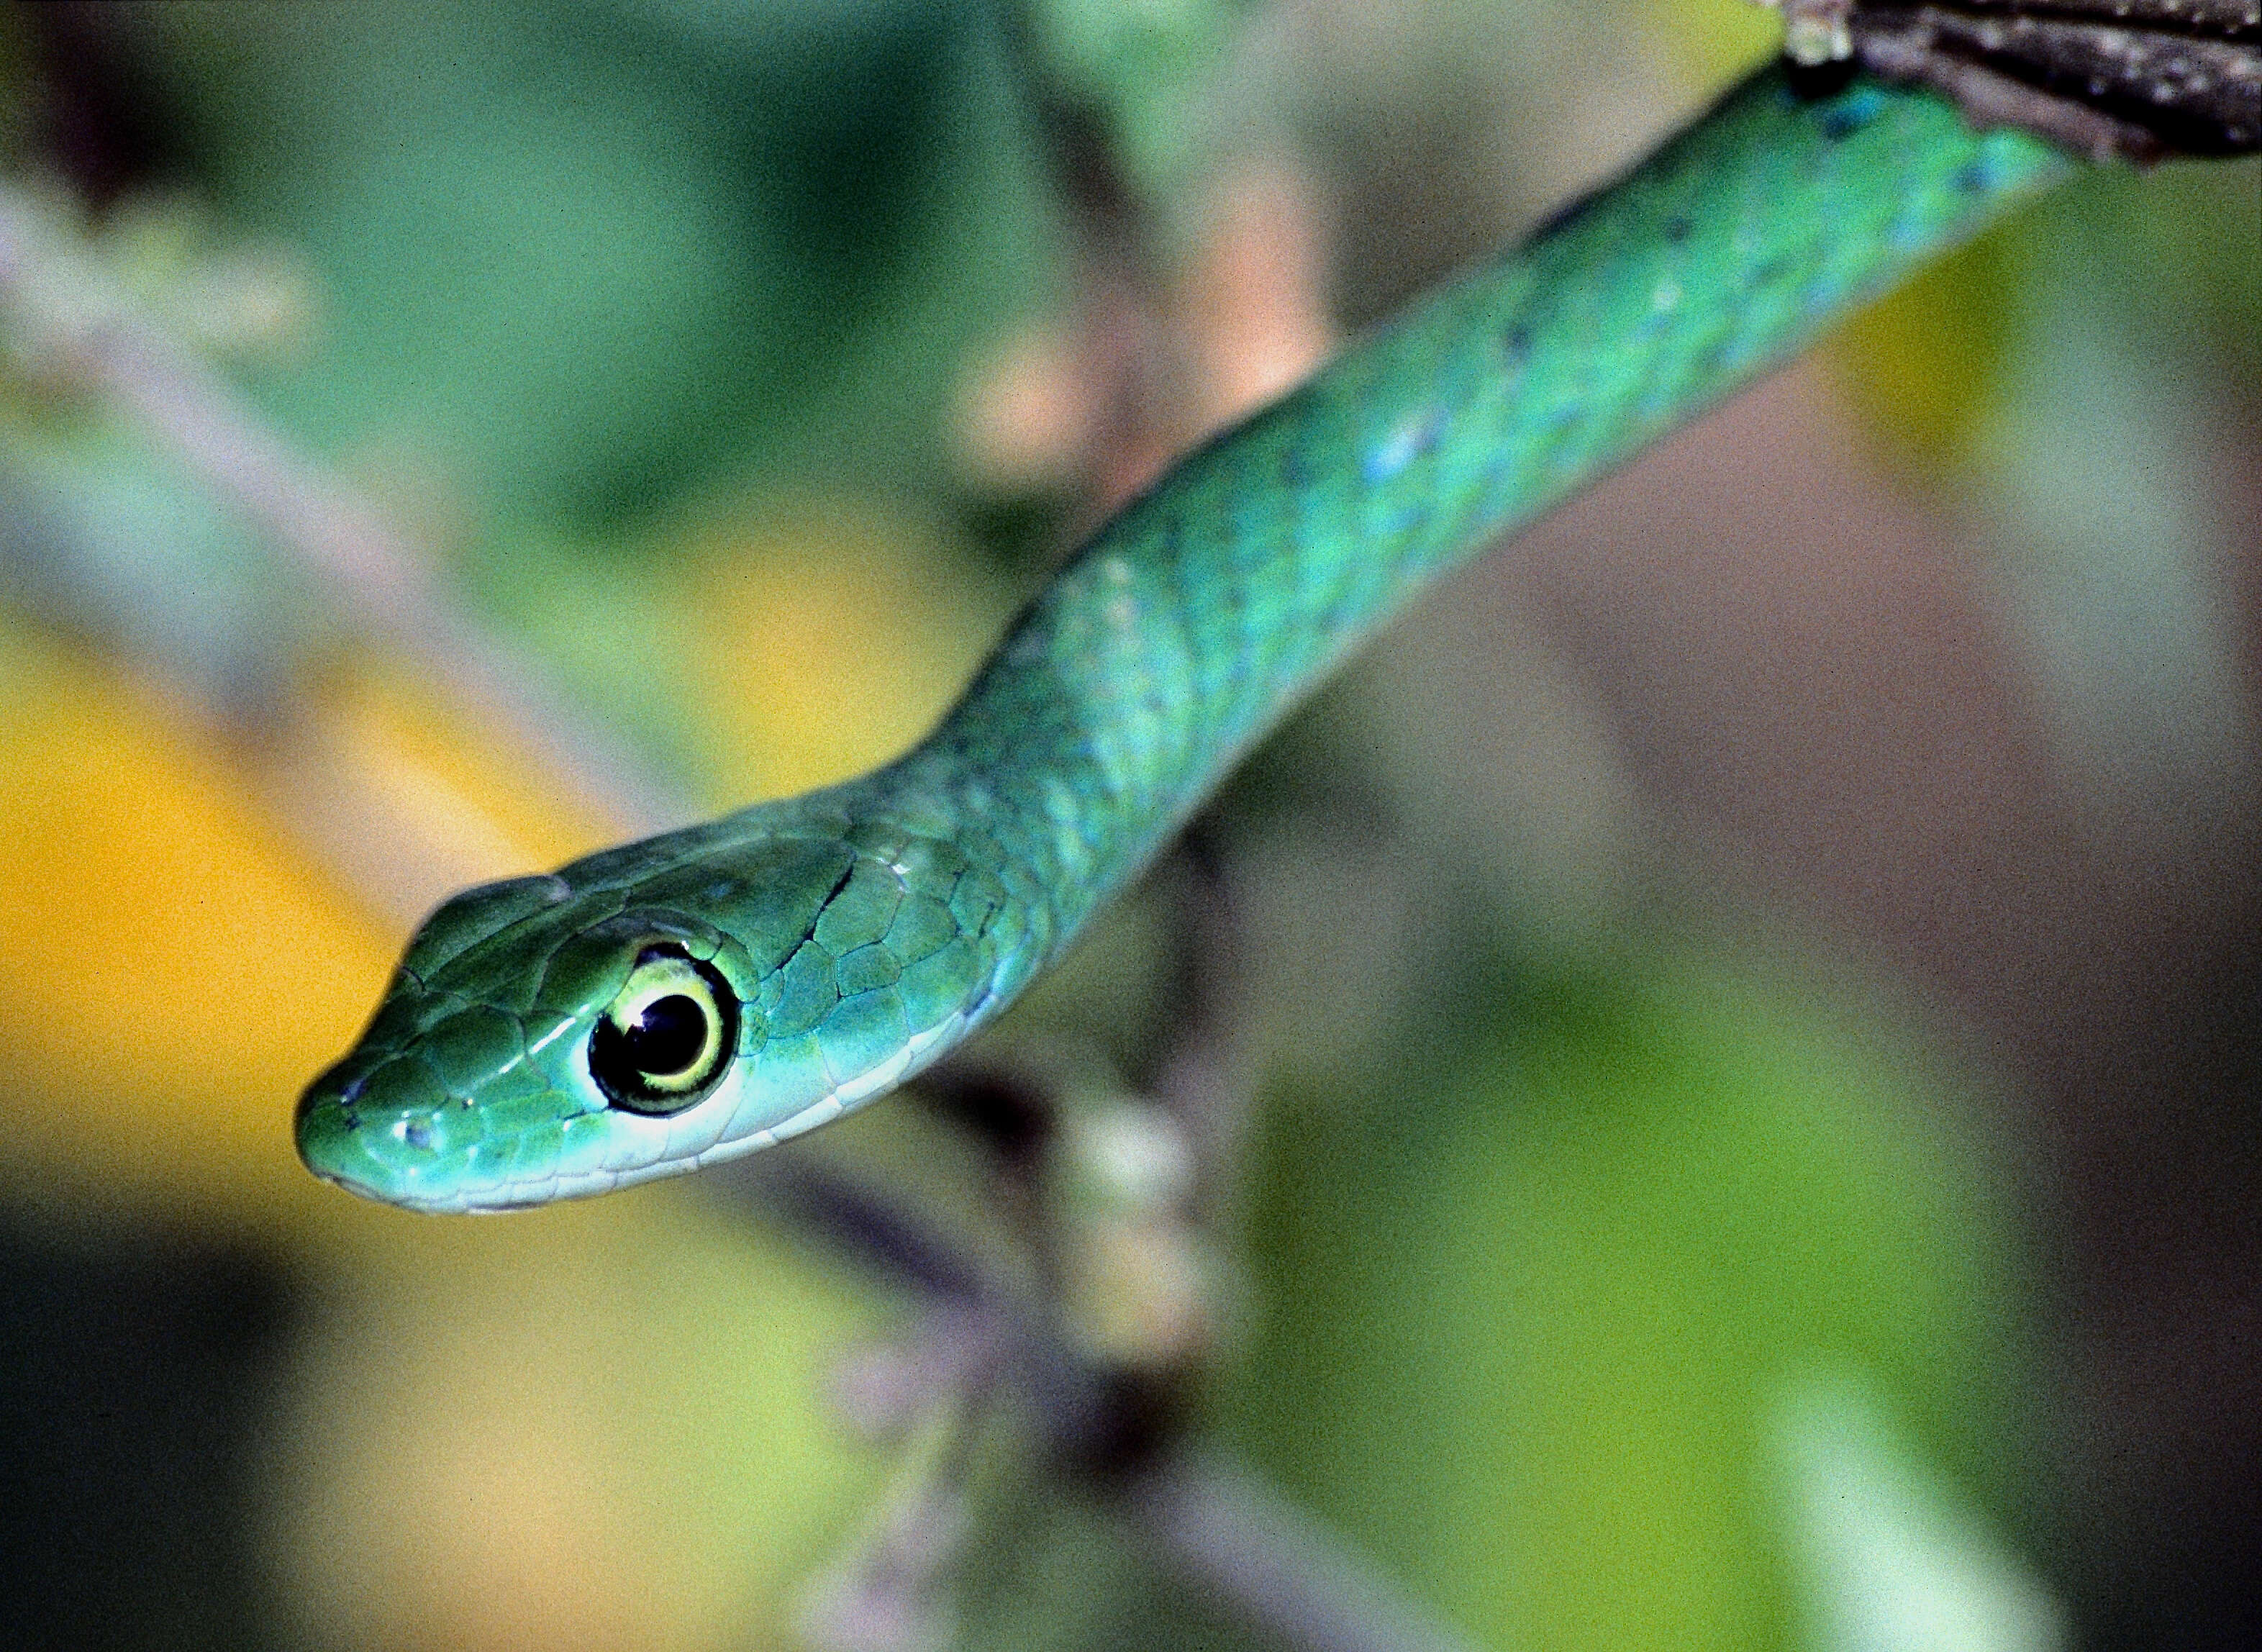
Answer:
[1, 2, 2256, 1649]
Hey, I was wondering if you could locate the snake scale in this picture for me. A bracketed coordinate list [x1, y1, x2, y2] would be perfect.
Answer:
[296, 60, 2084, 1212]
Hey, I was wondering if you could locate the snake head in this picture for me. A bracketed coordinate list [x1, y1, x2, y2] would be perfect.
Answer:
[296, 813, 1009, 1212]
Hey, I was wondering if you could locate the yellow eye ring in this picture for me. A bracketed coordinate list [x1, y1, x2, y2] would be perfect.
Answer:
[588, 948, 737, 1115]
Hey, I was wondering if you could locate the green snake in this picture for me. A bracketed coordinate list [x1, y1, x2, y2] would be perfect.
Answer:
[298, 60, 2075, 1212]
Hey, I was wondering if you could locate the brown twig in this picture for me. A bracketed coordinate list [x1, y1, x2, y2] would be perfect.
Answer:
[1133, 1453, 1491, 1652]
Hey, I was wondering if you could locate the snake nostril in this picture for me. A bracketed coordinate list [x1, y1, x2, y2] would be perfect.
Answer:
[404, 1120, 434, 1150]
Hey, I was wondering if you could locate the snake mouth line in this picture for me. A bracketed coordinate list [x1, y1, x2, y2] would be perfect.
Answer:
[312, 1167, 532, 1215]
[309, 1168, 384, 1204]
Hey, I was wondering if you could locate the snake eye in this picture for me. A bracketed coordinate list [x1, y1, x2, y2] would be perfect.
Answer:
[589, 948, 737, 1115]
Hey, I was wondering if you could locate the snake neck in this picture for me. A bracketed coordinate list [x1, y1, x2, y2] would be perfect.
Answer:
[862, 68, 2075, 983]
[773, 65, 2076, 1074]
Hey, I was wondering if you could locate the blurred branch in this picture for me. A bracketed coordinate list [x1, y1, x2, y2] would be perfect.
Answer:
[0, 183, 686, 844]
[748, 1136, 1487, 1652]
[726, 810, 1478, 1652]
[1132, 1454, 1489, 1652]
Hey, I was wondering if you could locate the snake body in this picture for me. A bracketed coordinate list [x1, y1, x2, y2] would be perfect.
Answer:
[298, 65, 2066, 1212]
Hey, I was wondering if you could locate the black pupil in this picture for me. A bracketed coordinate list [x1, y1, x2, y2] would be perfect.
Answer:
[621, 994, 707, 1076]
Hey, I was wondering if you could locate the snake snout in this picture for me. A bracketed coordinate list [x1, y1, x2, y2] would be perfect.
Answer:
[295, 1046, 455, 1203]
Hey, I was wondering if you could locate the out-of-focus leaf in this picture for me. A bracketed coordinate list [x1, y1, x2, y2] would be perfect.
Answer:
[1768, 1370, 2065, 1652]
[1026, 0, 1252, 201]
[1977, 181, 2256, 798]
[1645, 0, 1784, 86]
[115, 0, 1064, 532]
[1825, 149, 2257, 489]
[1231, 944, 2030, 1652]
[1825, 225, 2023, 481]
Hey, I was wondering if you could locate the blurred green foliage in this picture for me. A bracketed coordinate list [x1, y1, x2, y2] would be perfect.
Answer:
[124, 0, 1065, 528]
[1027, 0, 1253, 202]
[1232, 940, 2029, 1651]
